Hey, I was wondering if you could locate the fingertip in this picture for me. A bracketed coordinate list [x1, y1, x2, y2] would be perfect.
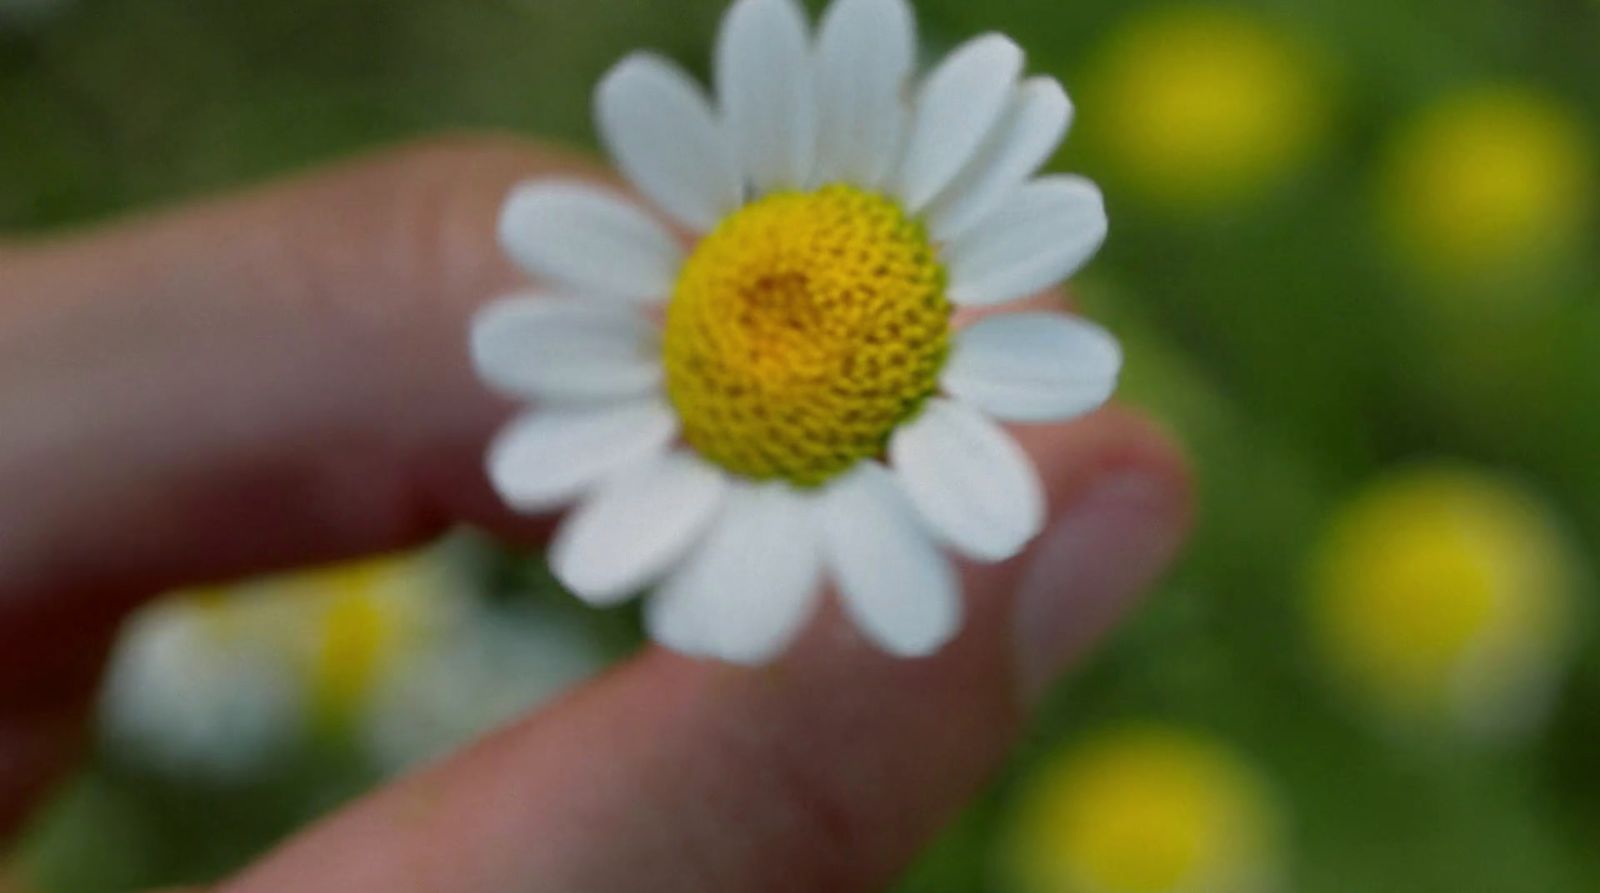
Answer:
[1006, 406, 1193, 700]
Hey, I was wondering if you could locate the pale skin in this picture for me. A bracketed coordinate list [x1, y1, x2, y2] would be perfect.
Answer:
[0, 137, 1191, 892]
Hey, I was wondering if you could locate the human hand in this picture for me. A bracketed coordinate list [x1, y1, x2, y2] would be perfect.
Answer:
[0, 137, 1189, 892]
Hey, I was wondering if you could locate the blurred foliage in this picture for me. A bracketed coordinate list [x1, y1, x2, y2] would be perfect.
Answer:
[4, 0, 1600, 890]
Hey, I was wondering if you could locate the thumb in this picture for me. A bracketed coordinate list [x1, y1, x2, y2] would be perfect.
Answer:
[220, 408, 1190, 893]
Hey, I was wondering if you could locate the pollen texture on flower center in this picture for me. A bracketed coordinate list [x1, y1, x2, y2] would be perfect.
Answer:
[663, 184, 950, 486]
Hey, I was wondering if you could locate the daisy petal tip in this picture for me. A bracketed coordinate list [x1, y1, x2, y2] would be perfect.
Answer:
[549, 452, 728, 607]
[1023, 74, 1073, 126]
[945, 174, 1110, 306]
[967, 31, 1025, 67]
[821, 0, 915, 45]
[598, 50, 654, 89]
[494, 181, 540, 252]
[596, 52, 741, 231]
[483, 430, 568, 514]
[819, 463, 965, 658]
[469, 298, 661, 402]
[876, 623, 958, 659]
[708, 636, 790, 666]
[940, 520, 1038, 564]
[1022, 76, 1075, 155]
[925, 74, 1077, 242]
[1000, 484, 1049, 560]
[644, 484, 822, 667]
[593, 54, 657, 117]
[942, 313, 1123, 422]
[982, 525, 1041, 563]
[889, 399, 1047, 563]
[894, 32, 1026, 211]
[548, 548, 631, 607]
[641, 593, 694, 653]
[495, 179, 681, 302]
[485, 401, 678, 520]
[645, 589, 802, 666]
[854, 567, 963, 657]
[466, 301, 514, 383]
[549, 516, 639, 606]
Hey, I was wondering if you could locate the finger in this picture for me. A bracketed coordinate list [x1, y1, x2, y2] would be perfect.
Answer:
[1, 136, 591, 612]
[0, 136, 1100, 839]
[221, 407, 1191, 893]
[0, 134, 1078, 697]
[0, 136, 585, 834]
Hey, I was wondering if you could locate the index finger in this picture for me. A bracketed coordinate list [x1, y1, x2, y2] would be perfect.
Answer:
[0, 138, 587, 831]
[1, 138, 584, 612]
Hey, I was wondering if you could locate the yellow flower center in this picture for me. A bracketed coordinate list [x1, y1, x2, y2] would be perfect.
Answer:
[663, 185, 950, 486]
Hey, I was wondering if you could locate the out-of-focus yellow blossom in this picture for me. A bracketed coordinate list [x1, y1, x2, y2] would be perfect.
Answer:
[262, 552, 465, 732]
[1007, 725, 1283, 893]
[1309, 466, 1578, 736]
[1380, 87, 1595, 281]
[1085, 7, 1326, 208]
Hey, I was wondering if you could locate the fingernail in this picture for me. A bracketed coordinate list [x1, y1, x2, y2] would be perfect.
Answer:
[1014, 471, 1188, 702]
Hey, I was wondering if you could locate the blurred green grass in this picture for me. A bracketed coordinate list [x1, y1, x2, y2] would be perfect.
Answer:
[5, 0, 1600, 890]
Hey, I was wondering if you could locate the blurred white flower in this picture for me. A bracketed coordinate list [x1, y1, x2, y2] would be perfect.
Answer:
[96, 547, 482, 778]
[287, 552, 473, 734]
[359, 606, 606, 774]
[98, 591, 306, 781]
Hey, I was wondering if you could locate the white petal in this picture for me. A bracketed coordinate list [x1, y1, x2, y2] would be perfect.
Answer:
[942, 313, 1121, 422]
[818, 463, 961, 656]
[486, 400, 677, 512]
[645, 484, 821, 664]
[944, 174, 1107, 306]
[891, 34, 1023, 212]
[596, 53, 743, 232]
[498, 180, 683, 303]
[470, 294, 661, 402]
[716, 0, 817, 194]
[889, 398, 1045, 562]
[811, 0, 915, 188]
[924, 77, 1073, 242]
[550, 452, 728, 605]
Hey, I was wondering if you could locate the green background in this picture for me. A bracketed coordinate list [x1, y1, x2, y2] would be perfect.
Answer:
[4, 0, 1600, 889]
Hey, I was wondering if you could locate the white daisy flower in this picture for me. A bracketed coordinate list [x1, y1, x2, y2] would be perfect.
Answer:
[98, 592, 307, 781]
[472, 0, 1119, 664]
